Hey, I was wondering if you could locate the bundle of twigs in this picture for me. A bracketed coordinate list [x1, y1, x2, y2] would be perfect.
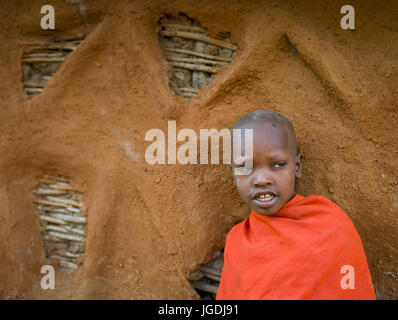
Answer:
[159, 17, 236, 98]
[22, 40, 82, 97]
[189, 250, 224, 299]
[33, 177, 87, 270]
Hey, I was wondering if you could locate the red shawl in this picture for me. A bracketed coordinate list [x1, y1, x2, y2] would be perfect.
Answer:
[216, 194, 375, 300]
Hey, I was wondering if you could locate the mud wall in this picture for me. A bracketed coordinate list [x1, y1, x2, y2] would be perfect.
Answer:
[0, 0, 397, 299]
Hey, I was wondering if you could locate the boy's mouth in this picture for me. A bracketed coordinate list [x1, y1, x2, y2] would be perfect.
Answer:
[252, 191, 279, 209]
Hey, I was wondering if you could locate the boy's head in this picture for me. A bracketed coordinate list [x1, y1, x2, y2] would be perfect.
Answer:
[231, 110, 303, 216]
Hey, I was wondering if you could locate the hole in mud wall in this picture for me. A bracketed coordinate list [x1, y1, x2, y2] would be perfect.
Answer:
[22, 39, 83, 97]
[278, 34, 298, 56]
[157, 13, 237, 98]
[33, 176, 87, 270]
[188, 250, 224, 300]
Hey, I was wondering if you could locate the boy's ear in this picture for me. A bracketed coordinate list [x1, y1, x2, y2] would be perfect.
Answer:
[295, 152, 303, 178]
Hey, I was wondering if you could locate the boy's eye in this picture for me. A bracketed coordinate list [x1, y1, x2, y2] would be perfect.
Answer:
[273, 162, 286, 168]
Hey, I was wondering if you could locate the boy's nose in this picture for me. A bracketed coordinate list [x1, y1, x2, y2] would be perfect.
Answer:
[253, 170, 273, 187]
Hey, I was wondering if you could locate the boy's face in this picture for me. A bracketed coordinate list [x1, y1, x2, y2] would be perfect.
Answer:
[232, 120, 303, 216]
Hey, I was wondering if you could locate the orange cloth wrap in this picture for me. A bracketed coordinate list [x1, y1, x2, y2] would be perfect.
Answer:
[216, 194, 376, 300]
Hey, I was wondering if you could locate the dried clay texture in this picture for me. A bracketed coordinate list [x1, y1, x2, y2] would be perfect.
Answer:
[1, 0, 397, 300]
[22, 40, 82, 97]
[158, 14, 237, 98]
[33, 178, 87, 270]
[189, 250, 223, 299]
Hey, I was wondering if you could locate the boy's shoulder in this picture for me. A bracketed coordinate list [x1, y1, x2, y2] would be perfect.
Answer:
[302, 194, 354, 223]
[289, 194, 358, 233]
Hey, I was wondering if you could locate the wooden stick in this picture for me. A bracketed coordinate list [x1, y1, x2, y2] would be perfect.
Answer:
[66, 206, 81, 214]
[189, 270, 204, 281]
[56, 179, 69, 185]
[33, 189, 67, 195]
[22, 57, 65, 63]
[34, 199, 66, 208]
[200, 266, 222, 277]
[166, 55, 227, 66]
[162, 24, 207, 33]
[65, 226, 86, 236]
[51, 213, 87, 224]
[39, 215, 66, 225]
[50, 185, 77, 191]
[26, 41, 81, 52]
[24, 88, 43, 94]
[160, 30, 237, 51]
[51, 254, 74, 262]
[202, 271, 221, 282]
[46, 225, 69, 234]
[179, 87, 199, 93]
[191, 280, 219, 295]
[179, 92, 197, 98]
[164, 48, 233, 62]
[48, 231, 86, 242]
[23, 52, 65, 58]
[170, 61, 217, 74]
[23, 82, 46, 88]
[47, 196, 81, 208]
[58, 260, 78, 269]
[54, 251, 82, 258]
[41, 42, 81, 50]
[71, 228, 86, 236]
[37, 206, 69, 214]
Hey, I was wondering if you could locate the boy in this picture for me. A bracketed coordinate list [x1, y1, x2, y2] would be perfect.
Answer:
[216, 110, 376, 300]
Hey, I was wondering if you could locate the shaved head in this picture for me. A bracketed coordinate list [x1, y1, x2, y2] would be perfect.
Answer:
[232, 110, 299, 156]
